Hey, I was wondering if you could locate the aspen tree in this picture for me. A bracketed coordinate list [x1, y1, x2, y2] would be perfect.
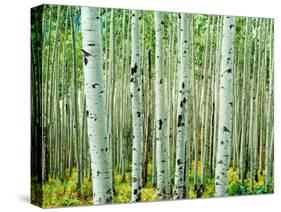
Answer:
[249, 18, 260, 193]
[155, 11, 170, 200]
[174, 13, 190, 199]
[212, 16, 222, 176]
[70, 7, 82, 191]
[43, 6, 53, 182]
[191, 15, 198, 190]
[201, 16, 215, 187]
[215, 16, 235, 197]
[167, 13, 175, 194]
[119, 10, 127, 182]
[265, 19, 274, 192]
[108, 8, 116, 192]
[81, 7, 113, 204]
[130, 10, 143, 202]
[48, 6, 61, 178]
[239, 18, 249, 182]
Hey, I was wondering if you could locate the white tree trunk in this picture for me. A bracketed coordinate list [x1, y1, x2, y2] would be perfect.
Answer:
[130, 10, 143, 202]
[215, 16, 236, 197]
[239, 17, 249, 182]
[174, 13, 190, 199]
[81, 7, 113, 204]
[154, 11, 170, 200]
[265, 19, 274, 192]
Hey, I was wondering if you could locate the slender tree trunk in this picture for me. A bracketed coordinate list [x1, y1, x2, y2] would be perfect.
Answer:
[81, 7, 113, 204]
[215, 16, 235, 197]
[120, 10, 127, 182]
[265, 19, 274, 192]
[201, 16, 215, 187]
[174, 13, 190, 200]
[48, 6, 61, 179]
[239, 18, 249, 183]
[154, 11, 170, 200]
[43, 7, 53, 182]
[70, 7, 82, 191]
[108, 8, 116, 192]
[130, 10, 143, 202]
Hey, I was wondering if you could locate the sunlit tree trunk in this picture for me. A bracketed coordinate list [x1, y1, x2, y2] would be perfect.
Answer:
[130, 10, 143, 202]
[239, 17, 249, 183]
[119, 10, 127, 182]
[249, 18, 260, 193]
[215, 16, 235, 197]
[154, 11, 170, 200]
[70, 7, 82, 191]
[48, 6, 61, 178]
[265, 19, 274, 192]
[108, 8, 116, 192]
[201, 16, 215, 188]
[81, 7, 113, 204]
[43, 6, 53, 182]
[174, 13, 190, 200]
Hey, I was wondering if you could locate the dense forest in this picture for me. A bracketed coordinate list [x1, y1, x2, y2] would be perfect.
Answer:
[31, 4, 274, 208]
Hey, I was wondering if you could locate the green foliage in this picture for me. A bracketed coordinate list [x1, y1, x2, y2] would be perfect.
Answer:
[228, 181, 247, 196]
[141, 188, 158, 202]
[114, 172, 132, 203]
[186, 164, 273, 199]
[114, 171, 158, 203]
[35, 162, 273, 207]
[41, 170, 93, 208]
[38, 165, 159, 207]
[228, 168, 247, 196]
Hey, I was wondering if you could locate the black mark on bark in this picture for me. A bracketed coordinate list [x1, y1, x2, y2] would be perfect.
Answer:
[159, 119, 163, 130]
[177, 114, 183, 127]
[131, 63, 138, 76]
[226, 69, 232, 73]
[92, 83, 99, 88]
[223, 126, 230, 133]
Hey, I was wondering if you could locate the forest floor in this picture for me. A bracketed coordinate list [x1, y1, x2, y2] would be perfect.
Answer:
[31, 162, 273, 208]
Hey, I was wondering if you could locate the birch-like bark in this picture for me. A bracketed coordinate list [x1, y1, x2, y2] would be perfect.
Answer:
[130, 10, 143, 202]
[199, 16, 211, 176]
[70, 7, 82, 191]
[119, 10, 127, 181]
[265, 19, 274, 192]
[249, 18, 260, 193]
[48, 6, 61, 178]
[191, 15, 199, 190]
[215, 16, 235, 197]
[174, 13, 190, 199]
[108, 8, 116, 192]
[201, 16, 215, 186]
[60, 6, 69, 180]
[167, 13, 175, 194]
[43, 6, 53, 182]
[154, 11, 170, 200]
[81, 7, 113, 204]
[212, 16, 222, 177]
[239, 18, 249, 182]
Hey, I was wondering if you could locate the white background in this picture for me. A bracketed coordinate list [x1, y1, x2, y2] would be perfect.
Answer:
[0, 0, 280, 211]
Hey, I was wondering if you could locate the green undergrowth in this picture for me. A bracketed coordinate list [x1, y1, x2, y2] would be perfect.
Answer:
[32, 163, 273, 208]
[34, 165, 158, 208]
[41, 170, 93, 208]
[113, 163, 158, 203]
[188, 161, 273, 198]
